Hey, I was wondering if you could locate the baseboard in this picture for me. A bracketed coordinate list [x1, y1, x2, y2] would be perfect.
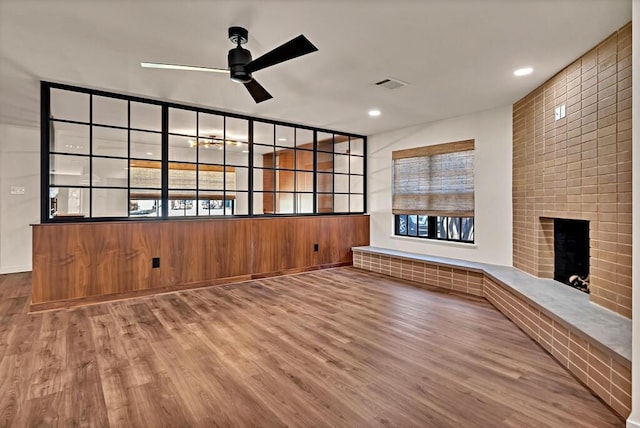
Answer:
[627, 413, 640, 428]
[0, 265, 32, 274]
[29, 262, 352, 312]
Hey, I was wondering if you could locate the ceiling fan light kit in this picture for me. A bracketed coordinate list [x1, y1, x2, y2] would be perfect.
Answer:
[142, 26, 318, 104]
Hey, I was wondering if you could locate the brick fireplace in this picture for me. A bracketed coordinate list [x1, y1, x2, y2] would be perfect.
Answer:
[513, 23, 632, 317]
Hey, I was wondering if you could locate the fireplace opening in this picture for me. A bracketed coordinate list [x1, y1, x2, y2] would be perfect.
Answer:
[554, 219, 590, 293]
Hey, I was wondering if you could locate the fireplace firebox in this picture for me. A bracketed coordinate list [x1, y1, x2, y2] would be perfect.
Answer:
[554, 219, 590, 293]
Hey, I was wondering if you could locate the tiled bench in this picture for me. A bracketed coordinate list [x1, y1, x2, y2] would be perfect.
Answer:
[352, 246, 632, 418]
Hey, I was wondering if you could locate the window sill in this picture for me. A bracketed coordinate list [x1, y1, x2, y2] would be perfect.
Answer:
[389, 234, 477, 249]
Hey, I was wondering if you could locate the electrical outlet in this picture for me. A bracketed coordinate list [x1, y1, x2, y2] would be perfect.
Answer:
[152, 257, 160, 268]
[314, 243, 319, 252]
[10, 186, 25, 195]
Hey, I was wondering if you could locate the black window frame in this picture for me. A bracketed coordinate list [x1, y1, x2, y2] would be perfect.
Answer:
[41, 81, 367, 223]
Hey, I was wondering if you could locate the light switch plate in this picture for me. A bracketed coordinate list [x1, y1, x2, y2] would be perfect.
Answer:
[10, 186, 25, 195]
[554, 105, 566, 121]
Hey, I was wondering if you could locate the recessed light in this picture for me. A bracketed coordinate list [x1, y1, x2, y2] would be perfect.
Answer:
[146, 152, 153, 155]
[278, 138, 287, 142]
[368, 109, 381, 117]
[514, 67, 533, 77]
[242, 150, 250, 153]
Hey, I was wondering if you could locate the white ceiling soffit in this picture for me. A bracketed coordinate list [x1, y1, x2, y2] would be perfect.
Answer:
[0, 0, 631, 136]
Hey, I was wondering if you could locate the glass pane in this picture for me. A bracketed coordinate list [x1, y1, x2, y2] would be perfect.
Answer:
[396, 215, 407, 235]
[92, 157, 128, 187]
[275, 192, 295, 214]
[297, 193, 314, 213]
[169, 108, 196, 135]
[169, 134, 196, 162]
[226, 141, 249, 166]
[436, 216, 447, 239]
[50, 122, 89, 155]
[233, 167, 248, 191]
[296, 171, 313, 192]
[276, 170, 294, 192]
[129, 195, 161, 217]
[198, 140, 224, 164]
[253, 144, 273, 168]
[350, 138, 365, 156]
[234, 192, 249, 215]
[317, 172, 332, 193]
[274, 149, 294, 170]
[92, 188, 128, 217]
[275, 125, 295, 148]
[197, 199, 226, 216]
[253, 191, 271, 215]
[461, 217, 474, 242]
[295, 149, 313, 171]
[93, 126, 127, 158]
[197, 165, 225, 191]
[418, 215, 429, 237]
[448, 217, 461, 240]
[296, 128, 314, 150]
[334, 135, 349, 154]
[350, 156, 364, 175]
[317, 194, 333, 213]
[334, 194, 349, 213]
[49, 187, 89, 218]
[50, 89, 89, 122]
[334, 174, 349, 193]
[408, 215, 418, 236]
[169, 162, 196, 189]
[130, 102, 161, 131]
[317, 151, 333, 172]
[93, 96, 127, 127]
[253, 121, 273, 145]
[350, 194, 364, 213]
[130, 160, 161, 188]
[254, 168, 273, 191]
[334, 154, 349, 174]
[50, 154, 89, 186]
[198, 113, 224, 142]
[350, 174, 364, 194]
[225, 117, 248, 147]
[168, 192, 196, 217]
[131, 131, 161, 160]
[317, 132, 333, 152]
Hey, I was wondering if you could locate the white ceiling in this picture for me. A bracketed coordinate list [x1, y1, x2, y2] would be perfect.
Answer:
[0, 0, 631, 137]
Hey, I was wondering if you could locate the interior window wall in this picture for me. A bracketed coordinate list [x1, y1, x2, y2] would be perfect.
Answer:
[43, 83, 366, 221]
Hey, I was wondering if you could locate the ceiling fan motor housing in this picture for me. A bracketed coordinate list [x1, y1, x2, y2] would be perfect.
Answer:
[228, 47, 252, 83]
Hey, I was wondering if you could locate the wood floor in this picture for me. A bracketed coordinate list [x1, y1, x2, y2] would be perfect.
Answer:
[0, 268, 624, 427]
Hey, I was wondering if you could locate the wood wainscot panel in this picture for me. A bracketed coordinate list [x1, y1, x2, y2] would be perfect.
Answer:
[158, 218, 252, 287]
[32, 222, 161, 304]
[31, 215, 370, 308]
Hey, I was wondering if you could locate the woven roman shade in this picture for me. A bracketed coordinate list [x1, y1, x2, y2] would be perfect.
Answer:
[129, 161, 236, 200]
[392, 139, 474, 216]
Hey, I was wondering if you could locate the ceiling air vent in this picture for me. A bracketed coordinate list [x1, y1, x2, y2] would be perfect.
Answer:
[374, 77, 408, 90]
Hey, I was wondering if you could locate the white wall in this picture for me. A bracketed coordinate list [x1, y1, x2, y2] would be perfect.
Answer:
[0, 123, 40, 273]
[367, 105, 513, 266]
[627, 2, 639, 428]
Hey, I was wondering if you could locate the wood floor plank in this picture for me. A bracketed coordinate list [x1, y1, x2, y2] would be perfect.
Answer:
[0, 267, 625, 427]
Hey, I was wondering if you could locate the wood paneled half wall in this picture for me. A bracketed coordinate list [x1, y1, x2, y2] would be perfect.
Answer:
[31, 215, 370, 310]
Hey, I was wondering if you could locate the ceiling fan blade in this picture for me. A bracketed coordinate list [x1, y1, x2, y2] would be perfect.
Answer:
[243, 79, 273, 103]
[140, 62, 229, 74]
[245, 35, 318, 74]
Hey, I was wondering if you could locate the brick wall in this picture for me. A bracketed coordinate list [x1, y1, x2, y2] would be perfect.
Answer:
[512, 23, 632, 317]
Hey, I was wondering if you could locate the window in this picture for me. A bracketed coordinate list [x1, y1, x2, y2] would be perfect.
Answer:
[42, 82, 366, 221]
[392, 140, 474, 243]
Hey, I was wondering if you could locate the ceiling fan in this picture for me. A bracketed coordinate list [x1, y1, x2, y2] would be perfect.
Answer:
[141, 26, 318, 103]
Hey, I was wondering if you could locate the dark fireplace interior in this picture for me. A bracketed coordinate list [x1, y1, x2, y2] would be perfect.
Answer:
[554, 219, 590, 293]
